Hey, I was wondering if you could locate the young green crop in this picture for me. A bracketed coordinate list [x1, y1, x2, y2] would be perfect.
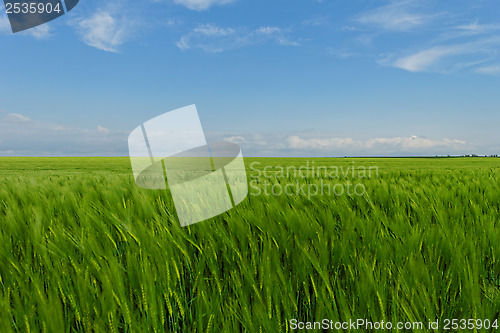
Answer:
[0, 157, 499, 332]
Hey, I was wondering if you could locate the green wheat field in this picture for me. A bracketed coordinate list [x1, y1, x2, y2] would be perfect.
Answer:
[0, 157, 499, 332]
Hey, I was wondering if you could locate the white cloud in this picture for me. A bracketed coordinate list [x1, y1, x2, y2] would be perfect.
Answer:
[0, 8, 50, 39]
[302, 16, 330, 27]
[346, 1, 500, 74]
[288, 135, 467, 153]
[177, 24, 298, 52]
[0, 11, 11, 34]
[255, 26, 281, 35]
[194, 23, 235, 37]
[224, 136, 246, 144]
[389, 37, 500, 73]
[392, 45, 465, 72]
[326, 47, 361, 59]
[0, 113, 127, 156]
[288, 136, 358, 150]
[173, 0, 235, 11]
[165, 17, 183, 27]
[357, 1, 430, 32]
[72, 11, 130, 52]
[352, 1, 500, 75]
[285, 135, 468, 156]
[21, 24, 51, 39]
[97, 125, 111, 133]
[364, 136, 466, 150]
[342, 25, 360, 32]
[0, 117, 473, 157]
[456, 23, 500, 35]
[3, 113, 31, 123]
[209, 132, 470, 157]
[177, 23, 239, 52]
[475, 64, 500, 75]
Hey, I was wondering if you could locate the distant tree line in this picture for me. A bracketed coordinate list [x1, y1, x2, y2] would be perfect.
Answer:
[442, 154, 499, 158]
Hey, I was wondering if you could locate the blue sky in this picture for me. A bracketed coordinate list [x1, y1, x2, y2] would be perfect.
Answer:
[1, 0, 500, 156]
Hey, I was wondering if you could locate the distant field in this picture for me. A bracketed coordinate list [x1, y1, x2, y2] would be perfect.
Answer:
[0, 157, 499, 332]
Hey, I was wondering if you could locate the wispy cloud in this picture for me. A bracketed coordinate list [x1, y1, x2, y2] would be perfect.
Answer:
[3, 113, 31, 123]
[173, 0, 236, 11]
[0, 111, 474, 157]
[475, 64, 500, 75]
[0, 10, 12, 34]
[0, 7, 51, 39]
[0, 112, 127, 156]
[356, 0, 433, 32]
[343, 1, 500, 74]
[455, 22, 500, 36]
[177, 24, 298, 52]
[223, 136, 246, 144]
[22, 24, 52, 39]
[388, 37, 500, 73]
[97, 125, 111, 133]
[288, 135, 465, 151]
[71, 9, 133, 52]
[302, 16, 331, 27]
[326, 47, 361, 59]
[391, 44, 466, 72]
[214, 132, 469, 157]
[341, 25, 360, 32]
